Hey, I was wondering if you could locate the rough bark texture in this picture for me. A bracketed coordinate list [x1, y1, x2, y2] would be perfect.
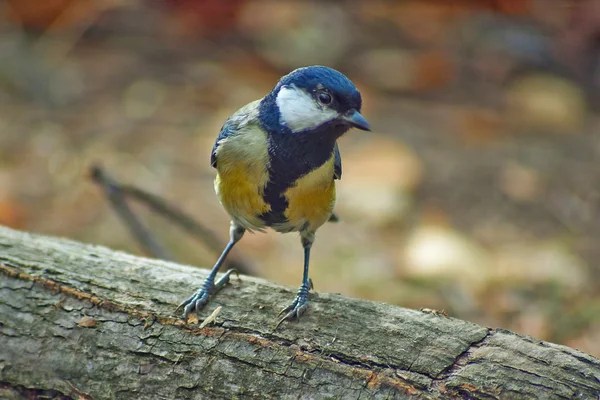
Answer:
[0, 226, 599, 399]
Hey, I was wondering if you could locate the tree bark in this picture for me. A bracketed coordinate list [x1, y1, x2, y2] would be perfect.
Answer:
[0, 226, 599, 400]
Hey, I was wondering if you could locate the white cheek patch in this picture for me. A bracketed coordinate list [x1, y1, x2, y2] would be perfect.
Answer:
[276, 85, 339, 133]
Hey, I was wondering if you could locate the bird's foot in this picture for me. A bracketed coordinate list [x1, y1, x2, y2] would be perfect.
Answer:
[177, 269, 237, 322]
[275, 286, 310, 329]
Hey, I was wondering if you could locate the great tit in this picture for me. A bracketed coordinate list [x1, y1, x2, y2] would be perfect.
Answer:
[178, 65, 371, 326]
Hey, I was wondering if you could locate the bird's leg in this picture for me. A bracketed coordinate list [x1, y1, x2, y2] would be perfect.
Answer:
[177, 222, 245, 322]
[276, 231, 314, 328]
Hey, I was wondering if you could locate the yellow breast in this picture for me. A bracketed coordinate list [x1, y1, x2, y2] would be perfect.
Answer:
[281, 154, 336, 232]
[213, 125, 271, 231]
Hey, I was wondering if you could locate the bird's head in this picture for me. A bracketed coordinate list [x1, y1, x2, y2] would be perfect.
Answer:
[261, 66, 370, 135]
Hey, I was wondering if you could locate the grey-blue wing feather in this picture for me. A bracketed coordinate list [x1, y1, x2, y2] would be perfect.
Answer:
[329, 143, 342, 222]
[211, 121, 234, 168]
[211, 100, 261, 168]
[333, 142, 342, 180]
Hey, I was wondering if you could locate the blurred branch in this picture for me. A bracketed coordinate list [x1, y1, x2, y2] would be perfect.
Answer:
[89, 164, 173, 260]
[89, 164, 256, 276]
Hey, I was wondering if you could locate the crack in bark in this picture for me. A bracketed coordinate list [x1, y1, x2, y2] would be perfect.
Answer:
[216, 324, 437, 384]
[0, 381, 75, 400]
[435, 327, 493, 379]
[503, 366, 575, 397]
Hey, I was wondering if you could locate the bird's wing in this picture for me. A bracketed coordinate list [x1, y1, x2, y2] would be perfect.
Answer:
[211, 100, 262, 168]
[333, 142, 342, 180]
[211, 123, 232, 168]
[329, 143, 342, 223]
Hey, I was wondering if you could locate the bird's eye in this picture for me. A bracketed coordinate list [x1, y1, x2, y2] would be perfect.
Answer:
[318, 92, 332, 105]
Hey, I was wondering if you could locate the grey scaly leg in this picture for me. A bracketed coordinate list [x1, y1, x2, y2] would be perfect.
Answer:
[276, 231, 314, 328]
[177, 222, 245, 321]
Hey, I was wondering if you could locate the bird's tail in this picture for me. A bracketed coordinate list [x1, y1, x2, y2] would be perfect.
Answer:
[328, 213, 340, 223]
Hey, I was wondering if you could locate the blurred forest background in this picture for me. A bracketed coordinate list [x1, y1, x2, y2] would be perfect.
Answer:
[1, 0, 600, 357]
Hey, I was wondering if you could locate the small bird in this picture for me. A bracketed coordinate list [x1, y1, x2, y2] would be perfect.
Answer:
[178, 65, 370, 326]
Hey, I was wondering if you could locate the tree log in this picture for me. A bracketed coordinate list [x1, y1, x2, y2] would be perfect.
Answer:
[0, 226, 599, 399]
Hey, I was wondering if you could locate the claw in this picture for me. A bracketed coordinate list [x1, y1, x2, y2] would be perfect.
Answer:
[175, 291, 202, 313]
[274, 293, 309, 329]
[179, 284, 213, 322]
[177, 270, 238, 323]
[277, 299, 296, 318]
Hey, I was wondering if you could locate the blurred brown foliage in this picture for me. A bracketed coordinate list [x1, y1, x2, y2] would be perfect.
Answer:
[1, 0, 600, 357]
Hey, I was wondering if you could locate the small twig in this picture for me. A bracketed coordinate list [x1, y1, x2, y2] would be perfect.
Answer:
[320, 327, 339, 358]
[65, 380, 93, 400]
[199, 306, 223, 329]
[420, 308, 449, 317]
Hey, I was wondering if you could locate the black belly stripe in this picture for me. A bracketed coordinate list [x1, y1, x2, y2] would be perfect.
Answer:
[258, 123, 347, 226]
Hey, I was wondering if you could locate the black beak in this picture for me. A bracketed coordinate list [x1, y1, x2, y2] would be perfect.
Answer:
[343, 110, 371, 131]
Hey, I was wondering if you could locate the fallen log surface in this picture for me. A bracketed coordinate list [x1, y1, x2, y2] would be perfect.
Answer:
[0, 226, 599, 399]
